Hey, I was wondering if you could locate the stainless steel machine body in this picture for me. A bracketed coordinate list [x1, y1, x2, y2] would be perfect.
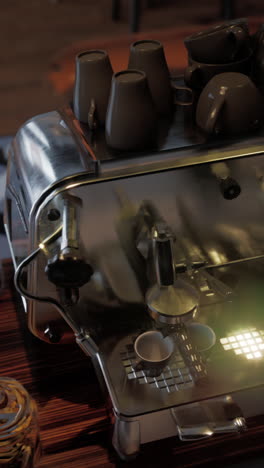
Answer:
[5, 107, 264, 458]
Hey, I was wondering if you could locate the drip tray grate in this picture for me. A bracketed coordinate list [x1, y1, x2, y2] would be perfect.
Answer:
[121, 343, 194, 393]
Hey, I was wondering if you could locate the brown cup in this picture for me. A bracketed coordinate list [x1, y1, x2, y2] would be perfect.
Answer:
[184, 21, 249, 64]
[105, 69, 158, 151]
[128, 40, 173, 116]
[184, 48, 252, 90]
[73, 50, 113, 128]
[196, 72, 264, 135]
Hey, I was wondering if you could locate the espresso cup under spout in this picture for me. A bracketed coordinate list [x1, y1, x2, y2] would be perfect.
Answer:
[73, 50, 113, 128]
[105, 70, 158, 151]
[128, 40, 173, 116]
[133, 330, 174, 377]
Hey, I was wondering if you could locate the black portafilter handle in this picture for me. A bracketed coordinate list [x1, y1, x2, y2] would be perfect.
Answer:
[45, 196, 93, 289]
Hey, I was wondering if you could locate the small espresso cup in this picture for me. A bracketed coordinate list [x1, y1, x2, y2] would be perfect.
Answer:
[73, 50, 113, 128]
[128, 39, 173, 116]
[196, 72, 264, 135]
[184, 48, 252, 90]
[105, 69, 158, 151]
[132, 330, 174, 377]
[184, 22, 249, 64]
[187, 323, 216, 359]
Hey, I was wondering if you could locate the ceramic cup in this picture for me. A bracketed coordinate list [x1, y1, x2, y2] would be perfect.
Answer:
[187, 323, 216, 359]
[128, 39, 173, 115]
[184, 21, 249, 64]
[184, 48, 252, 90]
[133, 330, 174, 377]
[196, 72, 264, 135]
[105, 69, 158, 151]
[73, 50, 113, 128]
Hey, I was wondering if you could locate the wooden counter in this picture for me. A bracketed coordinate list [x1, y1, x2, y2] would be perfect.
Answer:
[1, 259, 264, 467]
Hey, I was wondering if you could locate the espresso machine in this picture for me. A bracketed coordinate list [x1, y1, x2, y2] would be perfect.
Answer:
[5, 36, 264, 459]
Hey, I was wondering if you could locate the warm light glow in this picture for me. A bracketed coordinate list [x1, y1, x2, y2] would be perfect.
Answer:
[220, 328, 264, 360]
[221, 338, 228, 344]
[39, 243, 45, 250]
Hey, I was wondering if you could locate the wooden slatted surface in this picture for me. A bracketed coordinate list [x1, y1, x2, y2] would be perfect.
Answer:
[1, 259, 264, 466]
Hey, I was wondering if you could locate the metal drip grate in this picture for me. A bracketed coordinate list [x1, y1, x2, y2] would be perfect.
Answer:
[121, 342, 194, 393]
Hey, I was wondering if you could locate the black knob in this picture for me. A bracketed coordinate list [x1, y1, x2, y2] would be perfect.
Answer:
[47, 208, 61, 221]
[220, 177, 241, 200]
[45, 255, 94, 288]
[44, 324, 62, 344]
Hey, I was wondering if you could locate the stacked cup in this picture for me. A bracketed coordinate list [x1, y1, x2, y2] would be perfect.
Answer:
[73, 40, 194, 151]
[183, 19, 264, 136]
[106, 40, 174, 151]
[184, 19, 251, 90]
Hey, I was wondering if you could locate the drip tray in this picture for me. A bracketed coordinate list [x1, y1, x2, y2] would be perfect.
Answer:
[99, 266, 264, 417]
[121, 341, 194, 393]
